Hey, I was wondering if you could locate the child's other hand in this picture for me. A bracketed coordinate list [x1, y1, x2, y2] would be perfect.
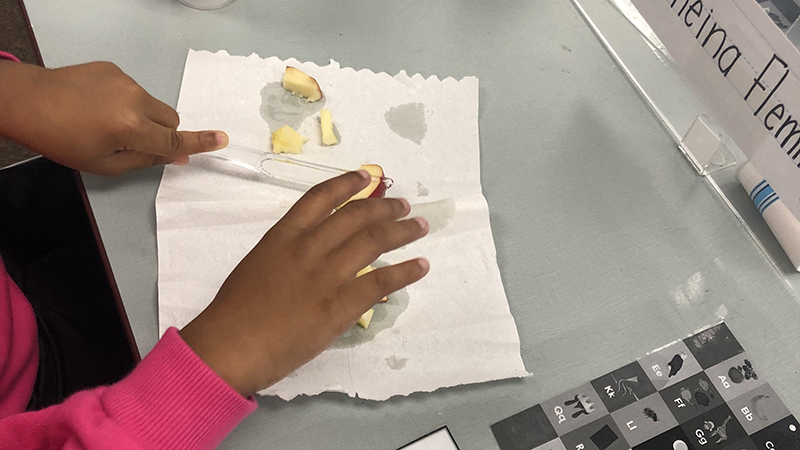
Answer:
[179, 171, 430, 396]
[0, 61, 227, 175]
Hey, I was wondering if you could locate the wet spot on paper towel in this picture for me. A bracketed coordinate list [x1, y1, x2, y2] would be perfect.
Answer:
[331, 260, 410, 348]
[259, 82, 325, 132]
[385, 102, 427, 145]
[416, 182, 429, 197]
[409, 198, 456, 234]
[385, 355, 409, 370]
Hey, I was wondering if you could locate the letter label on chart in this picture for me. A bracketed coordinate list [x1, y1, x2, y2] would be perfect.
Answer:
[555, 406, 566, 424]
[652, 364, 663, 377]
[604, 386, 615, 398]
[696, 429, 707, 445]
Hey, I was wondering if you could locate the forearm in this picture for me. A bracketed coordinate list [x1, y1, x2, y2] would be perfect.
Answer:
[0, 59, 49, 145]
[0, 59, 227, 175]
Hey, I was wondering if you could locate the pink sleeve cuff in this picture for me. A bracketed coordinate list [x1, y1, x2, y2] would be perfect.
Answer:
[0, 52, 20, 63]
[101, 327, 257, 450]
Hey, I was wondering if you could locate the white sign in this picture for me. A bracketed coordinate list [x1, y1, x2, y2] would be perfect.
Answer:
[632, 0, 800, 219]
[399, 428, 460, 450]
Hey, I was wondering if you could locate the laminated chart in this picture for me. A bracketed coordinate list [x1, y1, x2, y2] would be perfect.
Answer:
[492, 323, 799, 450]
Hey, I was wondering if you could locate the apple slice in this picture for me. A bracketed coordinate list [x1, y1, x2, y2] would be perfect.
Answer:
[338, 164, 393, 208]
[271, 125, 307, 154]
[282, 66, 322, 102]
[356, 309, 374, 329]
[356, 265, 388, 303]
[356, 265, 373, 277]
[320, 109, 338, 146]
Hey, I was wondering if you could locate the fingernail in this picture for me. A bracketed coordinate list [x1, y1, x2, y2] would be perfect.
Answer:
[212, 131, 228, 149]
[356, 169, 370, 180]
[414, 216, 429, 234]
[418, 258, 430, 275]
[398, 197, 410, 213]
[172, 155, 190, 166]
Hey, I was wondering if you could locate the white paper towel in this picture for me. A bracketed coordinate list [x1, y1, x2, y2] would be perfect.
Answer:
[156, 50, 527, 400]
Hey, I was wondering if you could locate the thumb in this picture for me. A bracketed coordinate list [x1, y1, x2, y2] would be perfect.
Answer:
[141, 122, 228, 157]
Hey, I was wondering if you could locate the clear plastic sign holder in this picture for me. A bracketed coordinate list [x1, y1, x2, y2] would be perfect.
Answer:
[570, 0, 800, 279]
[679, 115, 734, 176]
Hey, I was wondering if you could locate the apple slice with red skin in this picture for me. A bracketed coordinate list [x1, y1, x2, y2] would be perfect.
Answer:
[338, 164, 393, 208]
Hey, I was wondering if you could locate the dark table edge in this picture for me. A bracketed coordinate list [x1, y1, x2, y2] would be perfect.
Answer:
[16, 0, 42, 66]
[18, 0, 143, 362]
[74, 172, 142, 362]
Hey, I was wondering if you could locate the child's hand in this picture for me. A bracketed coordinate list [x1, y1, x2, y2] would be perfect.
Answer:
[179, 171, 430, 396]
[0, 61, 227, 175]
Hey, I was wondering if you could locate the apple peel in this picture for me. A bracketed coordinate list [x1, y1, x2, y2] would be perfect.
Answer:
[337, 164, 393, 209]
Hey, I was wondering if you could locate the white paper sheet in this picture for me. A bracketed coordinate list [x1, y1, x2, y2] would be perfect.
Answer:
[156, 50, 527, 400]
[400, 428, 459, 450]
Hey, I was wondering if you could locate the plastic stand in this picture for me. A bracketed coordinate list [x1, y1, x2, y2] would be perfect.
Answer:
[570, 0, 800, 278]
[680, 115, 735, 176]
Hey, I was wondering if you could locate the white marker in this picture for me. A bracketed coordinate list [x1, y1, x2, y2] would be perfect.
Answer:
[738, 161, 800, 271]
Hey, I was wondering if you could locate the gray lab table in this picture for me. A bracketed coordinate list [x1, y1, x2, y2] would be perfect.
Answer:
[22, 0, 800, 448]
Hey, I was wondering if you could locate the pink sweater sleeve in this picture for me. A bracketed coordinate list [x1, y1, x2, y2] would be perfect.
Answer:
[0, 261, 39, 418]
[0, 51, 20, 62]
[0, 327, 257, 449]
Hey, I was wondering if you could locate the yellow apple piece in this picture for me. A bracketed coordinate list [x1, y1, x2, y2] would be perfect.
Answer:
[320, 109, 338, 146]
[282, 66, 322, 102]
[356, 265, 388, 303]
[356, 265, 373, 277]
[357, 308, 374, 329]
[271, 125, 307, 154]
[338, 164, 391, 209]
